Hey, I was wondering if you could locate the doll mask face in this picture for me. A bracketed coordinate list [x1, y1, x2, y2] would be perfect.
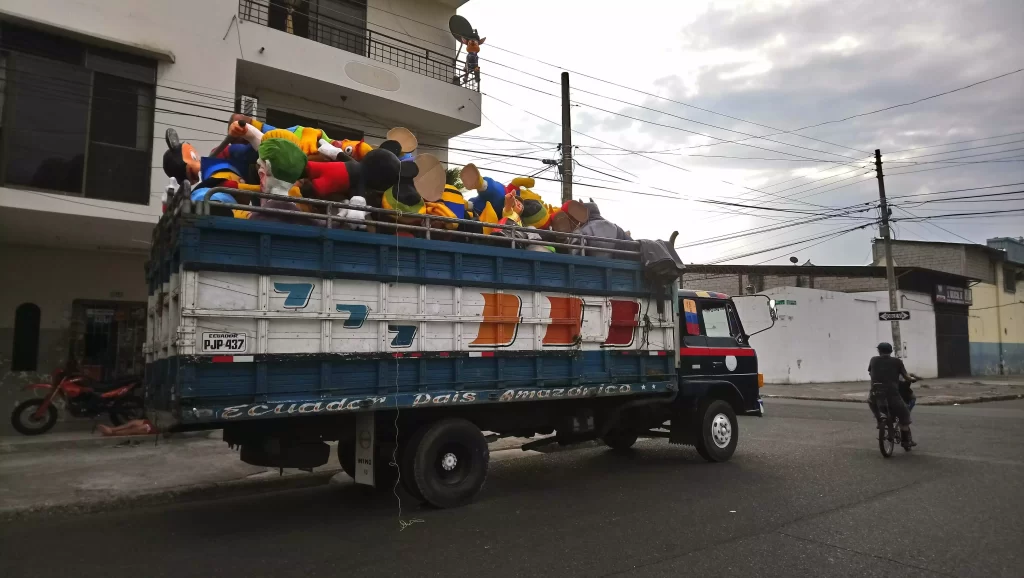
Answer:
[181, 143, 200, 182]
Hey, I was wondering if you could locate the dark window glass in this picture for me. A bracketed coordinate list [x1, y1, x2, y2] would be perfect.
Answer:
[0, 22, 84, 64]
[12, 303, 41, 372]
[312, 0, 367, 56]
[2, 53, 89, 193]
[86, 47, 157, 84]
[0, 23, 154, 203]
[1004, 266, 1018, 294]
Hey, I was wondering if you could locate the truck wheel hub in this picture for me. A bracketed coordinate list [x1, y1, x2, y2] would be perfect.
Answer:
[711, 413, 732, 448]
[441, 452, 458, 471]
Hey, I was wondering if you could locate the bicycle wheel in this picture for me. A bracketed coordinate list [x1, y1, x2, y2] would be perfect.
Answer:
[878, 420, 895, 458]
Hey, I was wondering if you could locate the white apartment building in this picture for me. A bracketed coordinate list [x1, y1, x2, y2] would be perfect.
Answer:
[0, 0, 482, 418]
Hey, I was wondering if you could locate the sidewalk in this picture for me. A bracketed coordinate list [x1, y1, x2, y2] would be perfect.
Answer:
[0, 435, 341, 518]
[0, 431, 540, 519]
[762, 375, 1024, 405]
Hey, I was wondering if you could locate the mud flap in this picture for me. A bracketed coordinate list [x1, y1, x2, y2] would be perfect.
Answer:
[354, 412, 376, 487]
[669, 406, 692, 445]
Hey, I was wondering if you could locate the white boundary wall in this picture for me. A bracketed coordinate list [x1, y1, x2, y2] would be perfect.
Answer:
[735, 287, 937, 384]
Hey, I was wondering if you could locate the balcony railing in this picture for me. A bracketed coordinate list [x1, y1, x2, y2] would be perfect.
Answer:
[239, 0, 479, 91]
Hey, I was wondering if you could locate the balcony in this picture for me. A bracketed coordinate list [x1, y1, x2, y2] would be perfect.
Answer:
[239, 0, 479, 91]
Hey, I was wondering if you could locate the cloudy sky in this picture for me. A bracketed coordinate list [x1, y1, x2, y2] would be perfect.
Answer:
[453, 0, 1024, 265]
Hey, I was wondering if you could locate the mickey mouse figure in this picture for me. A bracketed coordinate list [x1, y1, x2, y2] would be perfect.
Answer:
[458, 32, 485, 86]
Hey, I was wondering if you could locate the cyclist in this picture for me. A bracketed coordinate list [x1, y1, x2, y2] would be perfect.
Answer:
[867, 342, 917, 448]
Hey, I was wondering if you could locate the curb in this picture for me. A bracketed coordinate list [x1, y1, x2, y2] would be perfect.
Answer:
[0, 468, 341, 521]
[0, 430, 219, 454]
[763, 393, 1024, 406]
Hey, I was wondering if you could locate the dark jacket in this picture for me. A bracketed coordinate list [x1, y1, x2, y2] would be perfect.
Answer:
[574, 203, 632, 259]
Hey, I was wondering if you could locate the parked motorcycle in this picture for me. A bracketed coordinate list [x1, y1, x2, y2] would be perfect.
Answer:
[10, 370, 145, 435]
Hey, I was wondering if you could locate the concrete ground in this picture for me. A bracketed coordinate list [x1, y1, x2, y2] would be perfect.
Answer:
[0, 430, 534, 517]
[2, 398, 1022, 577]
[763, 374, 1024, 405]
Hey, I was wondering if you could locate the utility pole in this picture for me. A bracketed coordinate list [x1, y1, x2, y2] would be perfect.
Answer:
[875, 149, 903, 357]
[560, 71, 573, 203]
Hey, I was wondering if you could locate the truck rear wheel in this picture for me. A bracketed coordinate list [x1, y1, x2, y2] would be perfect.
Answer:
[410, 418, 489, 508]
[693, 399, 738, 463]
[399, 427, 427, 501]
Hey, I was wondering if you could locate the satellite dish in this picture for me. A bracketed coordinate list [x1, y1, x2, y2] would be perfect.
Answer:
[449, 15, 478, 41]
[789, 256, 799, 264]
[413, 154, 445, 202]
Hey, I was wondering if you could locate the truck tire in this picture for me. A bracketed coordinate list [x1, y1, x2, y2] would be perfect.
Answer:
[411, 418, 489, 508]
[693, 399, 738, 463]
[399, 427, 427, 501]
[337, 443, 398, 490]
[602, 428, 639, 451]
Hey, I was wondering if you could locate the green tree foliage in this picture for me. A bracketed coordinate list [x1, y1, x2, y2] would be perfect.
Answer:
[446, 167, 463, 190]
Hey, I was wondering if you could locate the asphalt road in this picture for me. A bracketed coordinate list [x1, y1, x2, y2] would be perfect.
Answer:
[3, 398, 1023, 578]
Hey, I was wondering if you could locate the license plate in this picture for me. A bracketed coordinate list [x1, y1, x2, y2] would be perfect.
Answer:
[201, 332, 248, 353]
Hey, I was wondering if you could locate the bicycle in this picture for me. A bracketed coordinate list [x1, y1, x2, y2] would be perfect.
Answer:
[872, 389, 909, 458]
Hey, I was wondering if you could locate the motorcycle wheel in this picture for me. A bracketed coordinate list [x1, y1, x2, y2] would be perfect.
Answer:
[11, 400, 59, 435]
[109, 396, 146, 426]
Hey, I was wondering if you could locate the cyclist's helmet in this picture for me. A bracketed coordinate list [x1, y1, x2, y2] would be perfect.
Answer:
[877, 342, 893, 354]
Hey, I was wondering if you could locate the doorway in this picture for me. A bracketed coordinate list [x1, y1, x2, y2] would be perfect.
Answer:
[68, 300, 146, 380]
[934, 304, 971, 377]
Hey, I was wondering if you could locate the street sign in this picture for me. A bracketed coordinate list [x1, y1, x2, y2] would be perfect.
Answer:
[878, 311, 911, 321]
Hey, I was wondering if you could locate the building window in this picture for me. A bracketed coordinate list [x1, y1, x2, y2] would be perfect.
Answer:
[265, 108, 364, 142]
[0, 22, 155, 204]
[11, 303, 41, 371]
[1006, 266, 1019, 294]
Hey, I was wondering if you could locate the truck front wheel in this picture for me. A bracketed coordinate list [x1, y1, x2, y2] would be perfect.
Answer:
[693, 399, 738, 462]
[410, 418, 489, 508]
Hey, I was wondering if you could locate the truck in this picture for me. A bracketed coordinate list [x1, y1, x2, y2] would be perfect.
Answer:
[146, 187, 772, 508]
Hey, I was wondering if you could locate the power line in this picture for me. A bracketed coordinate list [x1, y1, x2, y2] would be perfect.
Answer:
[893, 190, 1024, 205]
[887, 182, 1024, 200]
[892, 208, 1024, 221]
[884, 138, 1024, 161]
[483, 68, 869, 161]
[709, 222, 877, 264]
[482, 92, 842, 210]
[344, 0, 875, 156]
[885, 131, 1024, 154]
[891, 205, 979, 245]
[774, 68, 1024, 135]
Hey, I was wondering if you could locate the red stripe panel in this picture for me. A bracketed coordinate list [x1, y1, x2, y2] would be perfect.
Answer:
[211, 356, 233, 363]
[679, 347, 756, 357]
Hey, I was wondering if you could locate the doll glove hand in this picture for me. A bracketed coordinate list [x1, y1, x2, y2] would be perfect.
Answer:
[165, 176, 180, 195]
[318, 138, 344, 160]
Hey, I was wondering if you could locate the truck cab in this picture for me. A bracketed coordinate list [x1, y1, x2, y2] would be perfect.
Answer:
[678, 290, 764, 417]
